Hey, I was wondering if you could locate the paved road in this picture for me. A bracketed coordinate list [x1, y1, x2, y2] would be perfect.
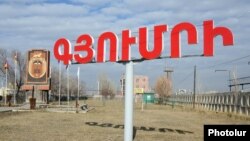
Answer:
[0, 107, 12, 112]
[0, 104, 30, 112]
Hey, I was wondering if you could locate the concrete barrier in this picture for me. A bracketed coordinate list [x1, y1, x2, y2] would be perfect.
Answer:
[169, 92, 250, 116]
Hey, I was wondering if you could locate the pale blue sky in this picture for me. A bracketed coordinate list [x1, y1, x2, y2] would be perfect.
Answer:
[0, 0, 250, 93]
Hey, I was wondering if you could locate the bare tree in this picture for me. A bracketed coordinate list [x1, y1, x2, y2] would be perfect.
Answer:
[67, 74, 86, 100]
[0, 48, 86, 103]
[50, 66, 86, 101]
[11, 50, 26, 97]
[154, 75, 172, 104]
[99, 73, 116, 105]
[0, 48, 8, 78]
[0, 49, 26, 101]
[50, 66, 60, 99]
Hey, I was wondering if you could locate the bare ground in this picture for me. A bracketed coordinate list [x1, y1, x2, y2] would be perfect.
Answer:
[0, 99, 249, 141]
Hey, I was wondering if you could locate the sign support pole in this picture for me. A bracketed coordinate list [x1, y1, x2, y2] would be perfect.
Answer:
[124, 61, 134, 141]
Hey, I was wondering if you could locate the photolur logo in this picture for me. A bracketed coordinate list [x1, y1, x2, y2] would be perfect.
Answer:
[54, 20, 234, 65]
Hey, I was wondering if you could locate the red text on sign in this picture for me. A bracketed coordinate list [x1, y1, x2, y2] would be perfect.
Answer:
[54, 20, 234, 65]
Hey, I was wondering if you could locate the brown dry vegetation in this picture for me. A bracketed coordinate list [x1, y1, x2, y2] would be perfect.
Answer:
[0, 99, 250, 141]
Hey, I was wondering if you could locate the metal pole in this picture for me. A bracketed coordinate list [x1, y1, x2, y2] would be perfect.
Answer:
[48, 66, 52, 104]
[98, 81, 101, 101]
[193, 65, 196, 109]
[78, 74, 80, 104]
[97, 81, 99, 95]
[59, 62, 61, 105]
[228, 71, 231, 92]
[14, 60, 16, 105]
[141, 94, 144, 111]
[121, 78, 124, 97]
[67, 67, 69, 108]
[124, 61, 134, 141]
[76, 67, 80, 112]
[5, 69, 7, 105]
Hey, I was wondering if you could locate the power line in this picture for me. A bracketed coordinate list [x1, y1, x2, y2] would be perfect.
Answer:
[72, 54, 203, 64]
[176, 71, 193, 86]
[199, 54, 250, 69]
[175, 54, 250, 90]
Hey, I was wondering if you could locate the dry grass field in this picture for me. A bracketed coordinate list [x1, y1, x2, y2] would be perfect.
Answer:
[0, 99, 250, 141]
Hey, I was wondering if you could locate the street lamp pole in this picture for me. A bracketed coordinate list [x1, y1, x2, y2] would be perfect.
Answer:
[215, 70, 231, 92]
[164, 68, 174, 104]
[164, 68, 174, 92]
[164, 68, 173, 79]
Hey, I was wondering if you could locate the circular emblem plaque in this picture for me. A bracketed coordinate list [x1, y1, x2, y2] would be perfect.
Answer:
[28, 56, 47, 78]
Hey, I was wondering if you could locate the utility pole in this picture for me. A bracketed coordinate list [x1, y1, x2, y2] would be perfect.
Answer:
[193, 65, 196, 109]
[164, 68, 173, 80]
[164, 68, 174, 99]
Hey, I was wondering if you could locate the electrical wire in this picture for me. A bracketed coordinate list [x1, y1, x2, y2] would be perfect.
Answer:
[199, 54, 250, 70]
[175, 71, 193, 86]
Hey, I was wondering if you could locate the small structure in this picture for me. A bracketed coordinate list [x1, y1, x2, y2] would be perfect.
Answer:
[0, 88, 5, 102]
[120, 74, 150, 96]
[143, 93, 155, 104]
[0, 88, 15, 105]
[21, 49, 51, 109]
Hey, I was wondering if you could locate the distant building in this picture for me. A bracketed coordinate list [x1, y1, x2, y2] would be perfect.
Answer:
[134, 75, 150, 93]
[0, 87, 4, 97]
[0, 87, 12, 97]
[177, 89, 187, 95]
[120, 74, 150, 96]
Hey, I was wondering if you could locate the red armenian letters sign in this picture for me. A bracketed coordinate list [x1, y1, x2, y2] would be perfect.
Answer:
[54, 20, 234, 64]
